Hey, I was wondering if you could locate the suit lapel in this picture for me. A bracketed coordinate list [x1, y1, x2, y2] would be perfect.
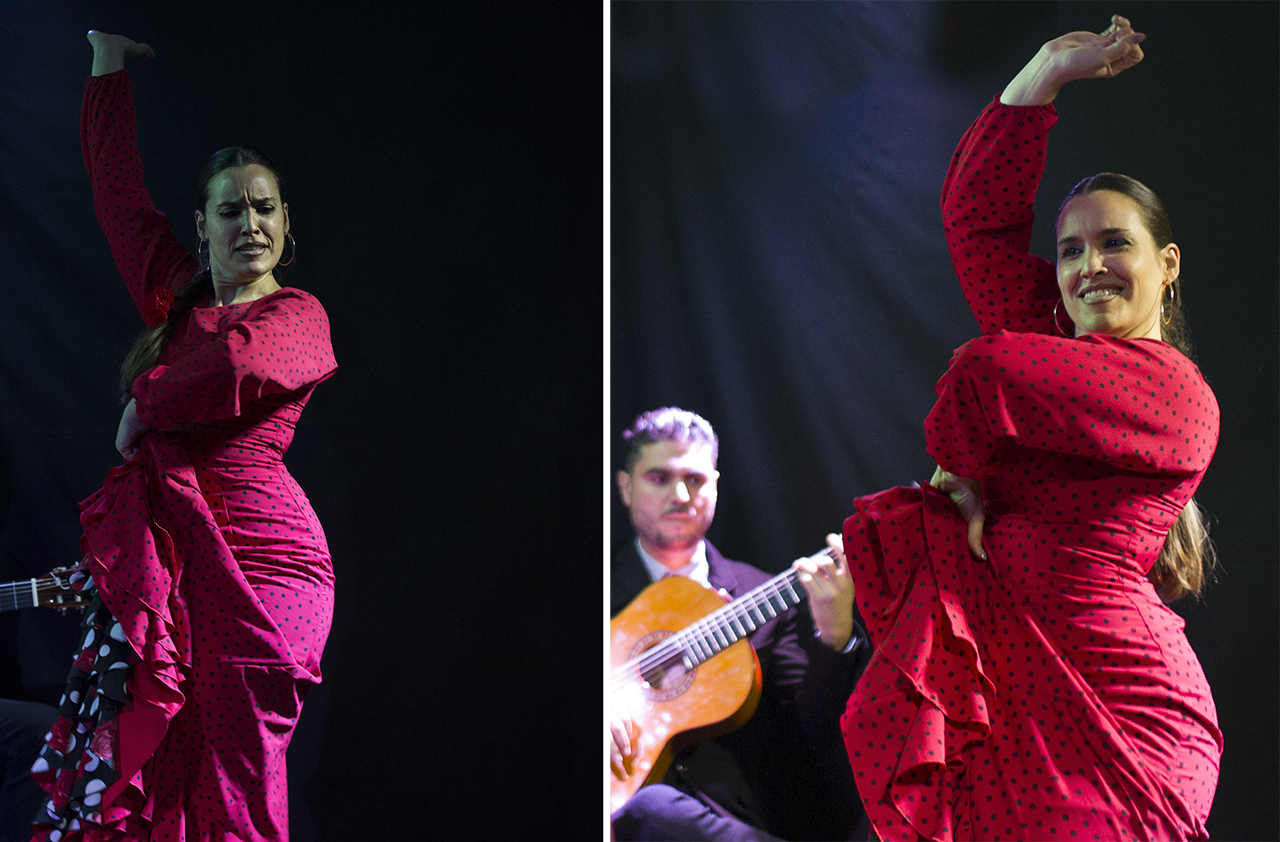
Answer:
[610, 540, 653, 616]
[704, 541, 740, 599]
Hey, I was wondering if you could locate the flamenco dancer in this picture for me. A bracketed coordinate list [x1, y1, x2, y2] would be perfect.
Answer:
[29, 31, 337, 841]
[841, 16, 1221, 841]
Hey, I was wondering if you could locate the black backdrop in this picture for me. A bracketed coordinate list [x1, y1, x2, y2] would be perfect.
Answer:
[1, 2, 602, 839]
[612, 2, 1277, 840]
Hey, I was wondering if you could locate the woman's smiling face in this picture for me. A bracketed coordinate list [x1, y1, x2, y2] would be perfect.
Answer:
[1055, 189, 1179, 341]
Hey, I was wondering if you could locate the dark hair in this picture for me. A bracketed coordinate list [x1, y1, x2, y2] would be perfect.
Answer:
[621, 407, 718, 472]
[1059, 174, 1214, 601]
[1057, 172, 1192, 358]
[118, 147, 287, 399]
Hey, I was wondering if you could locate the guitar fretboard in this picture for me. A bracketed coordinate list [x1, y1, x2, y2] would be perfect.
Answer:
[622, 546, 837, 687]
[0, 578, 43, 613]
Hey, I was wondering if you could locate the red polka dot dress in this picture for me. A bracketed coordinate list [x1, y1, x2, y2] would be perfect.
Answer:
[840, 97, 1222, 841]
[30, 71, 337, 841]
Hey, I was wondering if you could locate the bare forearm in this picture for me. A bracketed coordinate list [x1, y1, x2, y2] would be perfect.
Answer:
[90, 50, 124, 76]
[1000, 47, 1062, 106]
[88, 32, 124, 76]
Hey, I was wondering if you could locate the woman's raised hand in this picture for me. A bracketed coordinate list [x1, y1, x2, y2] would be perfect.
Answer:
[1002, 15, 1146, 106]
[87, 30, 155, 77]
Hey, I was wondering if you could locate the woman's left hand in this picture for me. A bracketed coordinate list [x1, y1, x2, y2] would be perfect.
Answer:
[930, 465, 988, 561]
[115, 398, 153, 461]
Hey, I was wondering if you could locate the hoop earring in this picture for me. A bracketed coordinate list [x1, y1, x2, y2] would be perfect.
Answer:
[277, 232, 297, 267]
[1052, 299, 1072, 337]
[1160, 283, 1175, 326]
[196, 238, 210, 269]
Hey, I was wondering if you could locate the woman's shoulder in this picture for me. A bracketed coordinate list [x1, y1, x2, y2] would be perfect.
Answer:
[961, 329, 1194, 364]
[954, 330, 1215, 398]
[1076, 333, 1207, 377]
[246, 285, 330, 318]
[267, 284, 324, 304]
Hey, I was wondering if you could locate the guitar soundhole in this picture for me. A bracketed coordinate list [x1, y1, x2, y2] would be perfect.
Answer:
[629, 630, 696, 701]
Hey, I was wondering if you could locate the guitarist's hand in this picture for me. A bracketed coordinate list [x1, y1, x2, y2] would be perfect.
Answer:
[609, 706, 639, 780]
[794, 533, 856, 652]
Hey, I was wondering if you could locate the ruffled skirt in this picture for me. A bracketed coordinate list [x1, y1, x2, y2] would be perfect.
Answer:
[841, 484, 1218, 841]
[28, 436, 332, 842]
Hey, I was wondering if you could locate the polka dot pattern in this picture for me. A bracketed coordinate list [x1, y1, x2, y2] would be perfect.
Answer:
[32, 71, 337, 842]
[840, 97, 1222, 841]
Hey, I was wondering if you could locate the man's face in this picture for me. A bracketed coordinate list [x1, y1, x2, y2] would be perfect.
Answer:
[617, 440, 718, 564]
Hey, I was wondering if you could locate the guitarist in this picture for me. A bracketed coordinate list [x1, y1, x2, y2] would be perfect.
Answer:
[610, 407, 871, 841]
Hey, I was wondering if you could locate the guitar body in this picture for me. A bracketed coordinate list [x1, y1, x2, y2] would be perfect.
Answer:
[609, 575, 763, 814]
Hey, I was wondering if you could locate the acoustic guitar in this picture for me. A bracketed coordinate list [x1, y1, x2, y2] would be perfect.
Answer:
[0, 567, 88, 613]
[608, 546, 836, 813]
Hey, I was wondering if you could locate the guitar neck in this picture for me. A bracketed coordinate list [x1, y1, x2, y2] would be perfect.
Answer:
[665, 546, 836, 670]
[0, 569, 85, 614]
[680, 571, 803, 666]
[0, 578, 46, 613]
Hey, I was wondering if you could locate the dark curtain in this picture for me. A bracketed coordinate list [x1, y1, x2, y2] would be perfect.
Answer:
[611, 2, 1278, 839]
[1, 2, 602, 839]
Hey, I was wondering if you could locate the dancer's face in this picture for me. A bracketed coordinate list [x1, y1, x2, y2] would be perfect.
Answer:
[196, 165, 290, 286]
[617, 440, 718, 568]
[1055, 190, 1178, 341]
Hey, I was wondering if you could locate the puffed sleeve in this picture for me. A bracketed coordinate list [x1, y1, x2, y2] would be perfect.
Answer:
[130, 289, 337, 427]
[940, 96, 1060, 336]
[82, 70, 200, 327]
[925, 331, 1219, 480]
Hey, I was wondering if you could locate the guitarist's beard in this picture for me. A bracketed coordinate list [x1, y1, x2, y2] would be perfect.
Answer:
[645, 530, 705, 553]
[636, 512, 712, 555]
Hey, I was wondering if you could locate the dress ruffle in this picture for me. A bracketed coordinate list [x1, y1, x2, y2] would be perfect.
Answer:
[841, 484, 1211, 841]
[31, 438, 193, 840]
[840, 484, 996, 841]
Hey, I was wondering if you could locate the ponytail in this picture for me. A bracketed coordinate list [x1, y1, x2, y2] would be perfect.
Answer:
[1149, 497, 1217, 602]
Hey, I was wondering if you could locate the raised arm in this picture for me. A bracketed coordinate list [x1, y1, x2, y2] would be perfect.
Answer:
[934, 17, 1157, 550]
[82, 31, 199, 327]
[941, 16, 1148, 336]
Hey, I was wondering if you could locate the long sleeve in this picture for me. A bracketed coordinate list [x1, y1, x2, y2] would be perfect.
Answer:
[941, 96, 1060, 336]
[82, 70, 200, 326]
[131, 288, 337, 428]
[925, 331, 1219, 480]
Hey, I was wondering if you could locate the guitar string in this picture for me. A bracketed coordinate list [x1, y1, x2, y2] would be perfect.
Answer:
[610, 570, 802, 689]
[611, 547, 837, 689]
[0, 576, 69, 612]
[613, 546, 835, 680]
[0, 577, 52, 611]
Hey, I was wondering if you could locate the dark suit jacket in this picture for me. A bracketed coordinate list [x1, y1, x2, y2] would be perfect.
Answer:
[611, 540, 870, 841]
